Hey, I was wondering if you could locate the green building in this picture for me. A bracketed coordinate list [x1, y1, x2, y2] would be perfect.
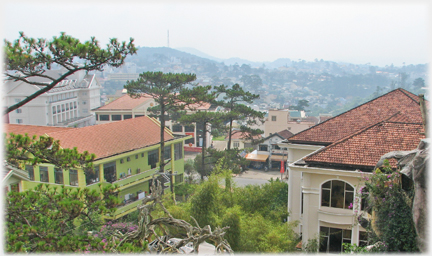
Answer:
[5, 116, 190, 219]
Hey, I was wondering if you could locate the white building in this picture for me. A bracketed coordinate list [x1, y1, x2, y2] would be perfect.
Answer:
[279, 89, 425, 252]
[6, 68, 101, 127]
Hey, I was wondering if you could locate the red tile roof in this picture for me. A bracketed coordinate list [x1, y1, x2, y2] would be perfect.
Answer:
[5, 116, 173, 160]
[228, 131, 262, 140]
[5, 124, 72, 137]
[277, 129, 295, 139]
[304, 121, 425, 168]
[288, 89, 424, 145]
[96, 94, 154, 111]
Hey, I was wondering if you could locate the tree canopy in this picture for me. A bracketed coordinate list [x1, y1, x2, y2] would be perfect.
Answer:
[4, 32, 137, 114]
[213, 84, 264, 150]
[124, 72, 214, 192]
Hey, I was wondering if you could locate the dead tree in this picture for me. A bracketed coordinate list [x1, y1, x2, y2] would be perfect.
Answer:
[110, 179, 233, 254]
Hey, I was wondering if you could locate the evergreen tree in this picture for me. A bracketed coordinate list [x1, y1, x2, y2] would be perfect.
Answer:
[124, 72, 213, 192]
[4, 32, 136, 114]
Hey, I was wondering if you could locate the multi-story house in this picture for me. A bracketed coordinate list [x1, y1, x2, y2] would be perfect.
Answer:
[5, 68, 101, 127]
[265, 109, 316, 136]
[92, 94, 219, 151]
[279, 88, 425, 252]
[5, 116, 189, 219]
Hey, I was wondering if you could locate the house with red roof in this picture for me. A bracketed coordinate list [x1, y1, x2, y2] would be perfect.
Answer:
[92, 93, 220, 152]
[5, 116, 190, 219]
[278, 89, 426, 252]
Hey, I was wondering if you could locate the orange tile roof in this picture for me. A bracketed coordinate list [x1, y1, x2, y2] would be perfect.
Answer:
[96, 94, 154, 111]
[5, 116, 173, 160]
[304, 121, 425, 169]
[288, 89, 424, 145]
[5, 124, 72, 137]
[229, 131, 262, 140]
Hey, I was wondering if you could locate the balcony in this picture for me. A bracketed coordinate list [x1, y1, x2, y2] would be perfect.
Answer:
[112, 168, 159, 190]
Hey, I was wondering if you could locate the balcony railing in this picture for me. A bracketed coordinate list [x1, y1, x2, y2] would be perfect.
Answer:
[112, 168, 159, 188]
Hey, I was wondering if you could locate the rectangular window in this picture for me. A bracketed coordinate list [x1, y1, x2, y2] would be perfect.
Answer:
[320, 227, 351, 253]
[271, 116, 277, 121]
[16, 119, 23, 124]
[135, 115, 144, 118]
[66, 104, 69, 110]
[54, 168, 63, 184]
[103, 162, 116, 183]
[83, 101, 87, 105]
[185, 137, 195, 145]
[53, 106, 56, 114]
[40, 166, 49, 182]
[164, 145, 172, 160]
[172, 124, 183, 132]
[174, 143, 183, 160]
[259, 144, 269, 151]
[62, 104, 65, 112]
[331, 180, 345, 208]
[148, 149, 159, 169]
[175, 173, 184, 183]
[124, 114, 132, 120]
[57, 105, 61, 113]
[112, 114, 122, 121]
[70, 102, 73, 110]
[26, 165, 34, 181]
[74, 102, 77, 109]
[100, 115, 109, 121]
[16, 109, 22, 113]
[86, 166, 100, 185]
[359, 231, 368, 247]
[69, 169, 78, 186]
[95, 114, 98, 121]
[184, 125, 195, 132]
[233, 142, 240, 148]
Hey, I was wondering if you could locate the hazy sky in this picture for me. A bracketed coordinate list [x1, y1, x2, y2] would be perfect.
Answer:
[2, 1, 430, 67]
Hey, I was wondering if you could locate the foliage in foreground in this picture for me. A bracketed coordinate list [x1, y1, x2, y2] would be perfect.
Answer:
[5, 184, 121, 252]
[173, 162, 298, 253]
[355, 160, 419, 252]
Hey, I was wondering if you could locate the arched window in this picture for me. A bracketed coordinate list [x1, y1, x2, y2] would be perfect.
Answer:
[321, 180, 354, 209]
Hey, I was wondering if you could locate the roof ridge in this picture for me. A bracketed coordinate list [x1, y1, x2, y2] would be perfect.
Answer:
[288, 88, 421, 142]
[303, 112, 404, 161]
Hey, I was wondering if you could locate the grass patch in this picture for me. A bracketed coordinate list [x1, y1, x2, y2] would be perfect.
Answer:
[212, 136, 226, 141]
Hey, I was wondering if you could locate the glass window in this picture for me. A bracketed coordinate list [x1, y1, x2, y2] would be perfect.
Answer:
[172, 124, 183, 132]
[124, 114, 132, 120]
[174, 143, 183, 160]
[321, 180, 354, 209]
[69, 169, 78, 186]
[359, 231, 368, 247]
[148, 149, 159, 169]
[52, 106, 56, 114]
[26, 165, 34, 181]
[112, 114, 122, 121]
[11, 183, 19, 192]
[271, 116, 277, 121]
[40, 166, 49, 182]
[320, 227, 352, 253]
[175, 173, 184, 183]
[135, 115, 144, 118]
[74, 102, 77, 109]
[62, 104, 65, 112]
[164, 145, 172, 160]
[184, 125, 195, 132]
[86, 166, 100, 185]
[16, 119, 23, 124]
[103, 162, 116, 183]
[233, 142, 240, 148]
[100, 115, 109, 121]
[54, 167, 63, 184]
[66, 104, 69, 110]
[259, 144, 268, 151]
[185, 137, 195, 145]
[16, 109, 22, 113]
